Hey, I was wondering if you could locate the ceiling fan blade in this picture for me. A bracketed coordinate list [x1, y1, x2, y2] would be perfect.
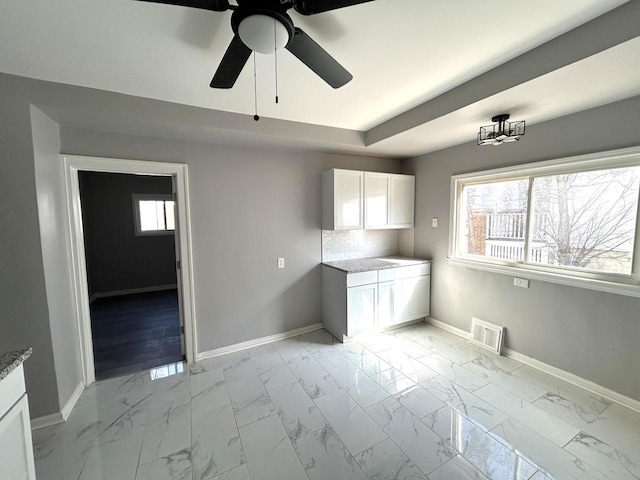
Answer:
[137, 0, 230, 12]
[285, 28, 352, 88]
[210, 36, 252, 89]
[294, 0, 374, 15]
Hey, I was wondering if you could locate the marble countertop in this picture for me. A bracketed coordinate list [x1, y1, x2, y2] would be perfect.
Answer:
[323, 256, 430, 273]
[0, 348, 32, 380]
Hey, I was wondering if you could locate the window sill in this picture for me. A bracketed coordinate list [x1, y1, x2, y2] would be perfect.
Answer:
[447, 257, 640, 298]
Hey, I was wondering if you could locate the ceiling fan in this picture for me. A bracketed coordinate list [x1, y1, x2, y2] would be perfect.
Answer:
[138, 0, 374, 89]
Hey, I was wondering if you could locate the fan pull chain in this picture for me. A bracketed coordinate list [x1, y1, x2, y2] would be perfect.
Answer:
[274, 18, 279, 104]
[253, 53, 259, 121]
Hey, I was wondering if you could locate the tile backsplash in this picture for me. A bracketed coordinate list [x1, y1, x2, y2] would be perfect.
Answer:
[322, 229, 414, 262]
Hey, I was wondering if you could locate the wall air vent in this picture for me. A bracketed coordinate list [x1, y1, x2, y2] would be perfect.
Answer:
[470, 317, 504, 354]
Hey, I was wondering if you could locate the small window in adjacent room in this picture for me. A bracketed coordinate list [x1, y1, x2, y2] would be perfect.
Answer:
[133, 194, 175, 235]
[449, 147, 640, 296]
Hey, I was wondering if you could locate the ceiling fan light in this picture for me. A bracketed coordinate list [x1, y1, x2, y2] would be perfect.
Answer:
[238, 14, 289, 54]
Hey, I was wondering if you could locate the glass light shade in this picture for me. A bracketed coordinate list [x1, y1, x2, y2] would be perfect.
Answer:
[238, 14, 289, 54]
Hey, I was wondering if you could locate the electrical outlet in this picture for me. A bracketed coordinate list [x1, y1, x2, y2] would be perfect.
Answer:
[514, 277, 529, 288]
[432, 217, 438, 228]
[277, 258, 285, 269]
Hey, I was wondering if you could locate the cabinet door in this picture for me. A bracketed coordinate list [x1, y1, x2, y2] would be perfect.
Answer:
[390, 174, 415, 228]
[347, 283, 377, 336]
[396, 275, 430, 324]
[378, 280, 396, 329]
[364, 172, 390, 229]
[0, 395, 36, 480]
[335, 170, 363, 230]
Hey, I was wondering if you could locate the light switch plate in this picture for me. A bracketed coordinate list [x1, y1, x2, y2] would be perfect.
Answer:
[277, 258, 285, 269]
[432, 217, 438, 228]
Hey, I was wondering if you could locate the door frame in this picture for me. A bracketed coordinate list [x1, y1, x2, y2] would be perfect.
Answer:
[63, 154, 197, 386]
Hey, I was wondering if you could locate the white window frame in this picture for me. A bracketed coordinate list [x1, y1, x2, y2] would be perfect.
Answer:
[132, 193, 176, 236]
[448, 146, 640, 298]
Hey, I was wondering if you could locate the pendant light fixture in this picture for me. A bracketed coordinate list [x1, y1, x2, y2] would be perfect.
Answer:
[477, 114, 526, 146]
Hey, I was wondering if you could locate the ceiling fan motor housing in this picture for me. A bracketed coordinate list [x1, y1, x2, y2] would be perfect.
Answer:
[232, 8, 295, 53]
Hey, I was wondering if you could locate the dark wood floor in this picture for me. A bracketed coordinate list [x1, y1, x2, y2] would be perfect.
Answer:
[90, 289, 183, 380]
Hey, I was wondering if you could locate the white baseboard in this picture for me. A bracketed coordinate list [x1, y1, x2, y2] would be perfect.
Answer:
[31, 412, 64, 431]
[31, 381, 84, 431]
[60, 382, 84, 421]
[424, 317, 640, 414]
[89, 284, 177, 302]
[197, 323, 323, 361]
[425, 317, 471, 340]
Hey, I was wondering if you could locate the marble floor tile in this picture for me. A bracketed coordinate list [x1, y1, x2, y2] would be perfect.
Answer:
[247, 344, 283, 375]
[371, 368, 416, 395]
[191, 403, 244, 480]
[475, 383, 580, 447]
[139, 401, 191, 465]
[258, 361, 297, 391]
[354, 437, 428, 480]
[512, 365, 611, 415]
[418, 353, 489, 392]
[314, 388, 387, 455]
[393, 384, 444, 419]
[287, 352, 341, 399]
[239, 415, 307, 480]
[136, 448, 192, 480]
[564, 432, 640, 480]
[226, 374, 276, 427]
[35, 324, 640, 480]
[365, 397, 455, 475]
[94, 390, 152, 446]
[79, 433, 144, 480]
[294, 427, 368, 480]
[190, 367, 231, 425]
[464, 357, 547, 402]
[580, 403, 640, 455]
[209, 464, 250, 480]
[32, 423, 96, 480]
[421, 376, 508, 430]
[268, 381, 328, 439]
[314, 352, 389, 408]
[376, 349, 438, 383]
[428, 455, 490, 480]
[424, 406, 537, 480]
[333, 342, 392, 376]
[491, 417, 604, 480]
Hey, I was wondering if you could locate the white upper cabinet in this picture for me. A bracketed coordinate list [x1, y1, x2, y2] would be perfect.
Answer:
[322, 169, 364, 230]
[390, 174, 415, 228]
[364, 172, 391, 229]
[323, 169, 415, 230]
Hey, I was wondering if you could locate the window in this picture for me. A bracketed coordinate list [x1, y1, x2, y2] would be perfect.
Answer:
[133, 194, 175, 235]
[449, 147, 640, 297]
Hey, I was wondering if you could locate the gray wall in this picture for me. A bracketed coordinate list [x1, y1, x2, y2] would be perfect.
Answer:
[61, 128, 400, 353]
[79, 172, 177, 296]
[0, 79, 60, 418]
[406, 96, 640, 401]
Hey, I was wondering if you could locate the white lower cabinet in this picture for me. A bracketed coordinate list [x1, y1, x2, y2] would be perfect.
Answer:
[323, 263, 430, 341]
[379, 275, 430, 328]
[0, 365, 36, 480]
[346, 283, 377, 336]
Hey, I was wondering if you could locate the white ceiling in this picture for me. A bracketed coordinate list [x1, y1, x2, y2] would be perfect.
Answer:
[1, 0, 638, 157]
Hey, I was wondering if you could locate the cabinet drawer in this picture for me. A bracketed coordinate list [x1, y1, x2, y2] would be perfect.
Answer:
[346, 270, 378, 287]
[0, 365, 26, 418]
[378, 263, 430, 282]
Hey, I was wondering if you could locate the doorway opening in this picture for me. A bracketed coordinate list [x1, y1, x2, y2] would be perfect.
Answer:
[78, 171, 183, 380]
[64, 155, 197, 387]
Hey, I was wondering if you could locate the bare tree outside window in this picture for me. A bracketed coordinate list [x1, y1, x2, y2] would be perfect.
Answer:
[530, 167, 640, 274]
